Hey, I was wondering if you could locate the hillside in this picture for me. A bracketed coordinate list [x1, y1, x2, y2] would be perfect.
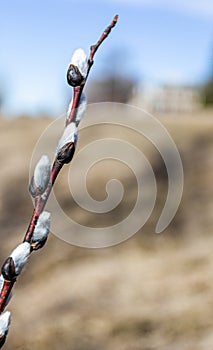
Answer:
[0, 109, 213, 350]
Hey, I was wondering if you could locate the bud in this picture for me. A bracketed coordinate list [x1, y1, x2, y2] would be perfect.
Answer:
[71, 48, 88, 77]
[67, 64, 84, 87]
[56, 122, 78, 164]
[67, 48, 88, 87]
[29, 155, 51, 197]
[0, 311, 10, 348]
[31, 211, 51, 250]
[1, 258, 16, 281]
[57, 142, 75, 164]
[67, 93, 87, 126]
[9, 242, 31, 276]
[0, 334, 6, 348]
[57, 122, 78, 152]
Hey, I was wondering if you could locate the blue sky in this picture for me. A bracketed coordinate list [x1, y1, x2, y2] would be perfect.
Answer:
[0, 0, 213, 116]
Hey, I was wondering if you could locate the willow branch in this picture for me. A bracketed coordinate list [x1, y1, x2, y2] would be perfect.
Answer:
[0, 14, 119, 348]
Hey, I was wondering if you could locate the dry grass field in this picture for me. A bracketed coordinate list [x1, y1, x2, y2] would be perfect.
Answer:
[0, 108, 213, 350]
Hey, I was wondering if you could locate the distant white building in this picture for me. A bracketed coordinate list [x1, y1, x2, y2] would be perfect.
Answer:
[130, 84, 202, 114]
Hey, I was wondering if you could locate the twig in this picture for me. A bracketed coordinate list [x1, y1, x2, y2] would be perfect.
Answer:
[0, 15, 118, 348]
[88, 15, 119, 67]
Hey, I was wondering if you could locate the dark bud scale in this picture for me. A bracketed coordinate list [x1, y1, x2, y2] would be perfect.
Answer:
[0, 334, 7, 348]
[1, 257, 16, 281]
[67, 64, 85, 87]
[30, 237, 48, 251]
[56, 142, 75, 164]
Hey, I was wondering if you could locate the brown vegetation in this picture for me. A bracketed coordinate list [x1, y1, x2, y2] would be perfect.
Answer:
[0, 110, 213, 350]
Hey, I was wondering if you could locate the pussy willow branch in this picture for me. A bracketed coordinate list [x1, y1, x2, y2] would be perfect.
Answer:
[0, 14, 118, 347]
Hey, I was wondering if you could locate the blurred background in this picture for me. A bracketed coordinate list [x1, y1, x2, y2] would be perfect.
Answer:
[1, 0, 213, 349]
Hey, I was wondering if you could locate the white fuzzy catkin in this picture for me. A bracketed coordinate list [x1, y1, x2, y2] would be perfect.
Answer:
[0, 275, 4, 294]
[34, 155, 51, 192]
[57, 122, 78, 152]
[10, 242, 31, 275]
[71, 48, 88, 77]
[32, 211, 51, 242]
[67, 93, 87, 126]
[0, 311, 11, 336]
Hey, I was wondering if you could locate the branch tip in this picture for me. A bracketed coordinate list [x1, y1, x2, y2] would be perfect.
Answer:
[113, 14, 119, 24]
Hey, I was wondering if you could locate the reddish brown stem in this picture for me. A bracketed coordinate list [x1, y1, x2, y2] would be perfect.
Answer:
[0, 280, 15, 312]
[88, 15, 119, 66]
[0, 152, 64, 315]
[24, 209, 39, 243]
[24, 160, 63, 243]
[66, 86, 83, 126]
